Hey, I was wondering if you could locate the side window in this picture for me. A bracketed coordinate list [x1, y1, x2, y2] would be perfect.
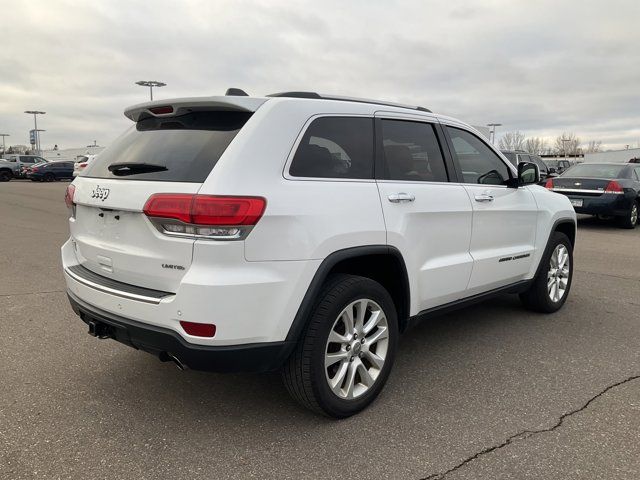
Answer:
[380, 119, 448, 182]
[634, 167, 640, 181]
[289, 117, 374, 179]
[20, 156, 35, 164]
[518, 154, 531, 163]
[446, 127, 512, 185]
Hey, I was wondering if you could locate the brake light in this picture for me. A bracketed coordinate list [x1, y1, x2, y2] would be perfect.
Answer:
[64, 184, 76, 209]
[180, 321, 216, 337]
[544, 178, 554, 189]
[31, 167, 39, 172]
[79, 162, 87, 167]
[149, 105, 174, 115]
[143, 194, 193, 223]
[192, 196, 266, 225]
[604, 181, 624, 193]
[143, 194, 266, 239]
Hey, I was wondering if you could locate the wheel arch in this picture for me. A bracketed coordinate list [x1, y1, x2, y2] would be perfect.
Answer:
[553, 218, 576, 248]
[285, 246, 411, 344]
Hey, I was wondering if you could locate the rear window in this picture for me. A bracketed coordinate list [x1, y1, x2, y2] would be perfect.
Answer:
[289, 117, 374, 179]
[85, 111, 252, 182]
[380, 119, 449, 182]
[564, 164, 625, 179]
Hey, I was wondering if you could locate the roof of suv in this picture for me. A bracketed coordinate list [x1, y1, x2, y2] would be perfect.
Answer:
[124, 91, 436, 122]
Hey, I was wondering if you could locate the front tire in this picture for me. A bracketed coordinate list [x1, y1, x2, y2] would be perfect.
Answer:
[618, 200, 638, 229]
[520, 232, 573, 313]
[0, 170, 12, 182]
[44, 173, 55, 182]
[282, 274, 398, 418]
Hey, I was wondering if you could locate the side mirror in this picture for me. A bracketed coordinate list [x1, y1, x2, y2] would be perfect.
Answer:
[518, 162, 540, 185]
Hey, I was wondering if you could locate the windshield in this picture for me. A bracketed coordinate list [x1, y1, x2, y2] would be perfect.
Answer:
[563, 164, 625, 179]
[85, 110, 252, 182]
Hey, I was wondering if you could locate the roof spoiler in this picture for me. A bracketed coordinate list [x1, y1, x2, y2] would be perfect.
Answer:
[124, 96, 267, 122]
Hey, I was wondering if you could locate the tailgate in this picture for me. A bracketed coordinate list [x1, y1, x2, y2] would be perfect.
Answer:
[70, 177, 199, 292]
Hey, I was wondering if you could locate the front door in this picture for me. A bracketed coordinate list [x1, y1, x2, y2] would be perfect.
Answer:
[375, 115, 474, 313]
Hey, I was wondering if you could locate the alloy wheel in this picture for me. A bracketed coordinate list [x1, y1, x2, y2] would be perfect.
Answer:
[547, 244, 570, 302]
[324, 299, 389, 400]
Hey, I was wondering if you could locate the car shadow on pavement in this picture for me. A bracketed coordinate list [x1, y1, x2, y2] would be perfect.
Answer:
[82, 293, 534, 426]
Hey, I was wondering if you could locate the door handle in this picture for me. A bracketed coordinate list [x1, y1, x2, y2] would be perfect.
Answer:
[388, 193, 415, 203]
[474, 193, 494, 202]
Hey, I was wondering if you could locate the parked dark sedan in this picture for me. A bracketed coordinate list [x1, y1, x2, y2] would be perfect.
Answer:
[546, 163, 640, 228]
[501, 149, 554, 184]
[27, 160, 75, 182]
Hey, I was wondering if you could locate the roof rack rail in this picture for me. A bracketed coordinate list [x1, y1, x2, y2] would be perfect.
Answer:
[267, 91, 431, 113]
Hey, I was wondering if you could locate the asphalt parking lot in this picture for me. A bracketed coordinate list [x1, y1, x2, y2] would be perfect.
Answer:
[1, 180, 639, 480]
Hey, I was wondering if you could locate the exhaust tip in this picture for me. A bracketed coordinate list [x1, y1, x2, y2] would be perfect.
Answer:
[160, 352, 187, 371]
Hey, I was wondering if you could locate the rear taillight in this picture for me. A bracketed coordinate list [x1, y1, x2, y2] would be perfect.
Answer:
[604, 181, 624, 194]
[64, 184, 76, 209]
[143, 194, 266, 240]
[79, 162, 87, 167]
[544, 178, 554, 189]
[180, 321, 216, 337]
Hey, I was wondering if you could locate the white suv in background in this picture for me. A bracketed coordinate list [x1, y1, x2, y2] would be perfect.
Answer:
[72, 154, 98, 177]
[62, 91, 576, 417]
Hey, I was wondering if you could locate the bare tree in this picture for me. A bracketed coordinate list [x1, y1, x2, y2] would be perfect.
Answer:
[498, 131, 526, 151]
[524, 137, 547, 155]
[554, 133, 581, 156]
[584, 140, 602, 153]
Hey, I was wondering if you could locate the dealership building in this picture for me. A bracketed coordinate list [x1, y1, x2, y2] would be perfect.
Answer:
[584, 147, 640, 163]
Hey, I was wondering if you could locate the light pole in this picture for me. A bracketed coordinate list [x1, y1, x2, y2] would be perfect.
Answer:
[24, 110, 46, 155]
[0, 134, 8, 157]
[487, 123, 502, 144]
[35, 130, 46, 154]
[135, 81, 166, 101]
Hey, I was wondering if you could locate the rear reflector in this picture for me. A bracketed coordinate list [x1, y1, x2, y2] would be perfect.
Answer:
[149, 105, 174, 115]
[65, 184, 76, 208]
[180, 321, 216, 337]
[544, 179, 554, 189]
[605, 180, 624, 193]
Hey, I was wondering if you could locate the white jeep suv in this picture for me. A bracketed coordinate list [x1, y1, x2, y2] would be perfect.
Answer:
[62, 91, 576, 417]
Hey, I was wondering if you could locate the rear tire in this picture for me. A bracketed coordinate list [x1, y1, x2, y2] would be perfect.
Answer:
[617, 200, 638, 229]
[282, 274, 398, 418]
[44, 173, 55, 182]
[520, 232, 573, 313]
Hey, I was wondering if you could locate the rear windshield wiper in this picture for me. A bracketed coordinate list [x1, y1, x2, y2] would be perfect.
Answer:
[108, 162, 168, 176]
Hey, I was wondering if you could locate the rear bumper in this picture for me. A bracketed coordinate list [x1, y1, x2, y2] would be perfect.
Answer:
[67, 291, 295, 372]
[562, 193, 633, 216]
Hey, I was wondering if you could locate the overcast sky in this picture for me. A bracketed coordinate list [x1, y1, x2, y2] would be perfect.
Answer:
[1, 0, 639, 151]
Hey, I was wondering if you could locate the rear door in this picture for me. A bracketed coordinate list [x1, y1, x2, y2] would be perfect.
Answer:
[442, 125, 538, 292]
[70, 109, 254, 292]
[374, 114, 473, 311]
